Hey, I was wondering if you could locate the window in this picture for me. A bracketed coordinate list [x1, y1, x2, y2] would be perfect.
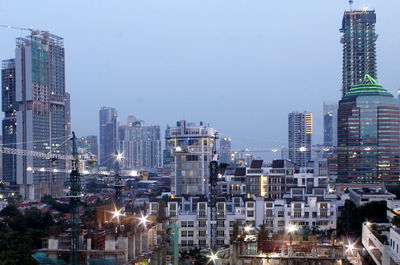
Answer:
[217, 230, 225, 237]
[181, 231, 187, 237]
[199, 240, 207, 246]
[229, 221, 235, 227]
[247, 202, 254, 208]
[198, 220, 207, 227]
[187, 221, 194, 227]
[247, 211, 254, 217]
[217, 220, 225, 227]
[187, 231, 194, 237]
[278, 221, 285, 227]
[181, 221, 187, 227]
[198, 230, 206, 237]
[278, 211, 284, 217]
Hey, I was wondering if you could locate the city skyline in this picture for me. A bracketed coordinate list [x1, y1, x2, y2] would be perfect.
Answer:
[1, 1, 400, 152]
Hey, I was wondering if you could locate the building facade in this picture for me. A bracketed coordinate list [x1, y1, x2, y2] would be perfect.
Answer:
[338, 75, 400, 183]
[118, 120, 162, 169]
[2, 59, 17, 186]
[288, 111, 312, 167]
[323, 102, 338, 147]
[340, 9, 377, 96]
[78, 135, 98, 158]
[99, 106, 119, 169]
[166, 120, 217, 196]
[12, 31, 70, 200]
[219, 137, 232, 164]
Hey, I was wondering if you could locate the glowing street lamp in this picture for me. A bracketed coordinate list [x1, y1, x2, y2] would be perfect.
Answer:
[244, 225, 252, 233]
[287, 224, 297, 234]
[207, 251, 219, 264]
[112, 208, 124, 222]
[115, 152, 124, 162]
[139, 213, 148, 227]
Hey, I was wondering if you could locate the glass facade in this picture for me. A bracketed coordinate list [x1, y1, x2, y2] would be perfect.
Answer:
[338, 76, 400, 183]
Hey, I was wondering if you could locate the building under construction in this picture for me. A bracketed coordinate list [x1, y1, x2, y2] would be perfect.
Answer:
[39, 202, 168, 265]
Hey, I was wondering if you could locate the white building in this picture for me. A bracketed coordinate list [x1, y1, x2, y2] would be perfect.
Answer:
[165, 120, 217, 196]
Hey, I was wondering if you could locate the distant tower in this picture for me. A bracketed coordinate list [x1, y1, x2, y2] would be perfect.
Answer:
[166, 120, 217, 196]
[340, 5, 377, 96]
[99, 107, 119, 169]
[288, 112, 312, 167]
[323, 102, 338, 147]
[1, 59, 17, 186]
[219, 137, 232, 164]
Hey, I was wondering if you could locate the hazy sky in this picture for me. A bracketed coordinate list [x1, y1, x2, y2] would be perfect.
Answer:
[1, 0, 400, 152]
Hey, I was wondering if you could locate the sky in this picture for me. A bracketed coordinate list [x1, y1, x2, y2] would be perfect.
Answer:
[1, 0, 400, 154]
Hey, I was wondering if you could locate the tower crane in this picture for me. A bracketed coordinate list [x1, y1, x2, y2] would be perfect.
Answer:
[0, 24, 45, 35]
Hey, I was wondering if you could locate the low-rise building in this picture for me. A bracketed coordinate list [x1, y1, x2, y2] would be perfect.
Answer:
[349, 188, 396, 207]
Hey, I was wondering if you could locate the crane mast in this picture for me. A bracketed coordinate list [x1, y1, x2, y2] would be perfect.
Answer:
[209, 133, 219, 252]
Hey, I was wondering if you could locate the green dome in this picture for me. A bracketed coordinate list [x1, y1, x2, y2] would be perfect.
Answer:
[344, 74, 392, 98]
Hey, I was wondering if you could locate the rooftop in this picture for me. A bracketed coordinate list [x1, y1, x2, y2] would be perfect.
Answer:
[344, 75, 393, 98]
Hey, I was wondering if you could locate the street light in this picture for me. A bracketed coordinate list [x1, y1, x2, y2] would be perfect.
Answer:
[139, 213, 148, 227]
[112, 208, 123, 222]
[286, 224, 297, 256]
[207, 251, 219, 264]
[244, 225, 252, 233]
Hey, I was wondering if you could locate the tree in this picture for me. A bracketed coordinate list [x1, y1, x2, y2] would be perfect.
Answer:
[392, 216, 400, 227]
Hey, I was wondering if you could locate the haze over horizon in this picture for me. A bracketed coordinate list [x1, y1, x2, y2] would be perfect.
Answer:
[1, 0, 400, 155]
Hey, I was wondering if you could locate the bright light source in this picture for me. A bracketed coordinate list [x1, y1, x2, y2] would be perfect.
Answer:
[366, 221, 372, 227]
[328, 188, 335, 193]
[207, 251, 219, 264]
[112, 208, 124, 222]
[115, 152, 124, 161]
[27, 167, 33, 171]
[299, 146, 307, 152]
[40, 167, 45, 172]
[287, 224, 297, 233]
[363, 6, 368, 12]
[175, 146, 182, 152]
[139, 213, 148, 227]
[130, 170, 137, 176]
[53, 169, 58, 173]
[244, 225, 252, 232]
[346, 243, 355, 253]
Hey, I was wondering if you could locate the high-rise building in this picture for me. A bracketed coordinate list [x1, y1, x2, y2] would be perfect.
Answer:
[14, 31, 70, 200]
[338, 75, 400, 183]
[166, 120, 217, 196]
[99, 106, 119, 169]
[2, 59, 17, 186]
[288, 111, 312, 167]
[118, 120, 162, 169]
[323, 102, 338, 147]
[78, 135, 98, 157]
[219, 137, 232, 164]
[340, 9, 377, 96]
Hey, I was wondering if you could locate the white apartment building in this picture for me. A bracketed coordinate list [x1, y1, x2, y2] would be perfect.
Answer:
[151, 188, 337, 249]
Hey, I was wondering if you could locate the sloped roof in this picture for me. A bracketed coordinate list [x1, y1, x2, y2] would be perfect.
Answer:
[344, 74, 392, 98]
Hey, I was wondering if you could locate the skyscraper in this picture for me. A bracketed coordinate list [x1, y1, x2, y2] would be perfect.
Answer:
[340, 9, 377, 96]
[323, 102, 338, 147]
[118, 119, 162, 169]
[219, 137, 232, 164]
[288, 111, 312, 167]
[77, 135, 98, 158]
[14, 31, 70, 200]
[2, 59, 17, 186]
[338, 75, 400, 183]
[166, 120, 217, 196]
[99, 106, 119, 169]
